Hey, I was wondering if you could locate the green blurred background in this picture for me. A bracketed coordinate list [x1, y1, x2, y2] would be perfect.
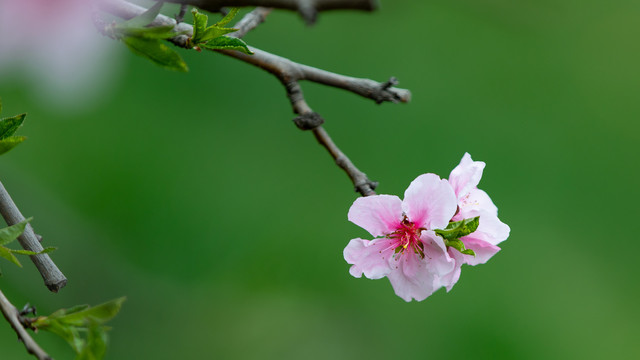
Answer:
[1, 0, 639, 359]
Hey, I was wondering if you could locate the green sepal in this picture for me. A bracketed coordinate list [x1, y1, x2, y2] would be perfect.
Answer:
[123, 37, 188, 72]
[435, 216, 480, 240]
[0, 113, 25, 139]
[0, 218, 31, 246]
[444, 239, 476, 257]
[201, 36, 253, 54]
[216, 8, 240, 27]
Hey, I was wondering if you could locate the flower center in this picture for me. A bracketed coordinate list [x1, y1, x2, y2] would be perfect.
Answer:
[388, 216, 426, 259]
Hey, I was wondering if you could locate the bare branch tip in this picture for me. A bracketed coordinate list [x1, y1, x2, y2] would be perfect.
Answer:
[355, 180, 378, 197]
[298, 3, 318, 25]
[45, 279, 68, 293]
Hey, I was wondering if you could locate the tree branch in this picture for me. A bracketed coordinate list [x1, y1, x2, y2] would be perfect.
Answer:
[160, 0, 379, 24]
[0, 289, 52, 360]
[98, 0, 411, 105]
[98, 0, 411, 196]
[0, 181, 67, 292]
[230, 7, 272, 38]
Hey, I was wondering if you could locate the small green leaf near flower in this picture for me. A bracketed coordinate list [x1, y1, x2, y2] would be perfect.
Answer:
[435, 217, 479, 256]
[435, 216, 479, 240]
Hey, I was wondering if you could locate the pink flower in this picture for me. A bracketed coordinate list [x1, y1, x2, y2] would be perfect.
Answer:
[344, 174, 458, 301]
[437, 153, 510, 290]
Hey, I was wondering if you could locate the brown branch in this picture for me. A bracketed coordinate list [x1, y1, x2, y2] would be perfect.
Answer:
[0, 289, 52, 360]
[160, 0, 379, 24]
[98, 0, 412, 196]
[97, 0, 410, 105]
[0, 180, 67, 292]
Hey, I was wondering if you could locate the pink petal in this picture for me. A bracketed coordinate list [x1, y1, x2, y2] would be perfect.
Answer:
[460, 210, 510, 246]
[403, 174, 457, 229]
[421, 231, 455, 275]
[343, 238, 394, 279]
[348, 195, 403, 237]
[461, 236, 501, 266]
[449, 153, 485, 199]
[436, 249, 465, 292]
[456, 188, 498, 218]
[387, 252, 437, 302]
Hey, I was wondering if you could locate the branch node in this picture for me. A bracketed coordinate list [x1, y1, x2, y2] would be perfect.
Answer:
[374, 76, 401, 104]
[293, 112, 325, 130]
[298, 1, 318, 25]
[19, 303, 37, 318]
[354, 179, 378, 197]
[381, 76, 398, 90]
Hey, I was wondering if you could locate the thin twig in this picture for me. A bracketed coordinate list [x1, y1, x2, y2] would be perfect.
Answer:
[0, 289, 52, 360]
[97, 0, 411, 105]
[229, 7, 272, 38]
[99, 0, 411, 196]
[160, 0, 378, 24]
[0, 180, 67, 292]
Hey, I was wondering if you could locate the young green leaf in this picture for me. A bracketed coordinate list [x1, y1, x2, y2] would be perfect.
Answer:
[216, 8, 240, 27]
[435, 216, 480, 240]
[123, 37, 188, 72]
[42, 318, 84, 352]
[10, 246, 57, 255]
[33, 298, 126, 359]
[191, 9, 209, 44]
[54, 297, 126, 326]
[0, 113, 24, 139]
[0, 218, 31, 246]
[0, 246, 22, 267]
[0, 136, 26, 155]
[200, 26, 237, 43]
[202, 36, 253, 54]
[114, 25, 179, 40]
[48, 304, 91, 319]
[77, 322, 108, 360]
